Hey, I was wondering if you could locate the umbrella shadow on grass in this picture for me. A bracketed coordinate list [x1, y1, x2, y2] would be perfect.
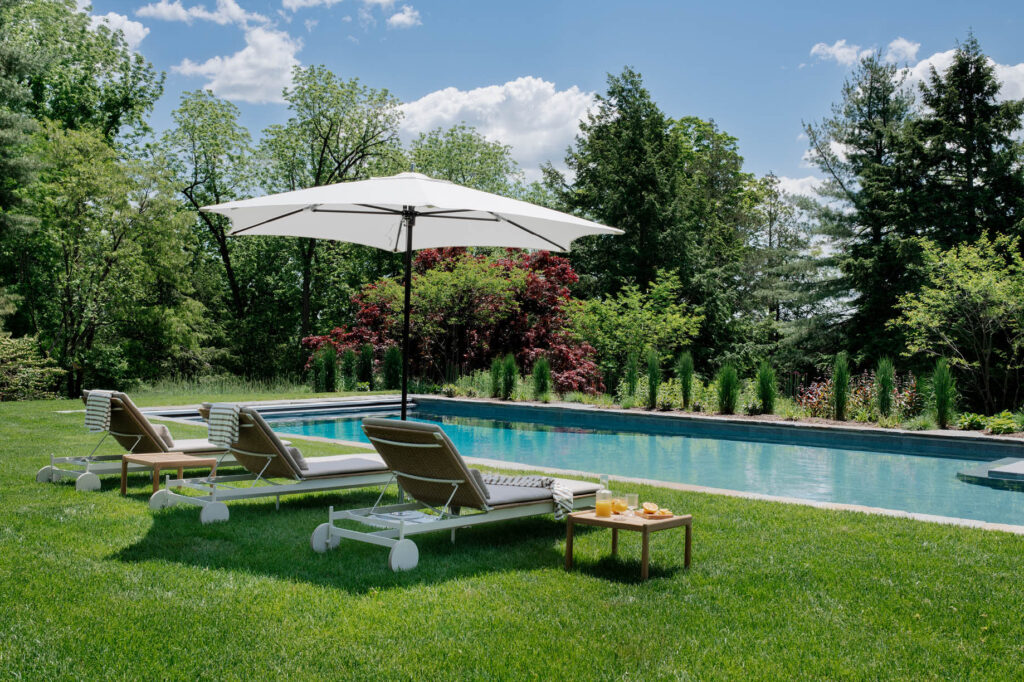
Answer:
[111, 487, 612, 594]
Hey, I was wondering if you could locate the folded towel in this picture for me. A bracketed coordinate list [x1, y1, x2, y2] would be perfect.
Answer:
[207, 403, 241, 448]
[84, 391, 112, 433]
[480, 473, 573, 520]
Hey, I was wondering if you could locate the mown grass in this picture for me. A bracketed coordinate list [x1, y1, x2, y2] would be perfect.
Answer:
[2, 395, 1024, 680]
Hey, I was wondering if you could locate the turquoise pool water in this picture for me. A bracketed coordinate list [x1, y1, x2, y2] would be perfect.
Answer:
[267, 409, 1024, 526]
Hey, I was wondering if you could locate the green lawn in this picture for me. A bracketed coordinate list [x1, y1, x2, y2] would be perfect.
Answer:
[2, 396, 1024, 680]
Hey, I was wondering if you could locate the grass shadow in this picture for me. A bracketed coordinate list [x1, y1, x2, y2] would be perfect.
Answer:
[111, 487, 604, 594]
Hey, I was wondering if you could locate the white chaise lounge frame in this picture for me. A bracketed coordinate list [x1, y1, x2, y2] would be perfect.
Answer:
[310, 431, 597, 571]
[36, 397, 232, 491]
[151, 412, 393, 524]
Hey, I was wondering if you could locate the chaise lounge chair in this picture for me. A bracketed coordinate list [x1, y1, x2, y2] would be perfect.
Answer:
[310, 417, 600, 571]
[36, 390, 230, 491]
[151, 405, 393, 523]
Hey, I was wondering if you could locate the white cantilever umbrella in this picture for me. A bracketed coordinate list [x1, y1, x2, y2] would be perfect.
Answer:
[202, 172, 622, 419]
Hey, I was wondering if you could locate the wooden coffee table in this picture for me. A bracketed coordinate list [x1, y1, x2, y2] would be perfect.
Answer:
[565, 510, 692, 580]
[121, 452, 218, 495]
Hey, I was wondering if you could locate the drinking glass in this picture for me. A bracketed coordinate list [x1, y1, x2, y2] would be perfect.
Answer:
[626, 493, 639, 515]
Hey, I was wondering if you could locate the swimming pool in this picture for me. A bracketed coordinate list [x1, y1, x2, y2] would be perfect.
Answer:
[260, 401, 1024, 527]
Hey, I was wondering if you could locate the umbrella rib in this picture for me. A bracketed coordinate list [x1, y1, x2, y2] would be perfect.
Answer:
[229, 207, 307, 235]
[489, 212, 566, 251]
[415, 214, 500, 222]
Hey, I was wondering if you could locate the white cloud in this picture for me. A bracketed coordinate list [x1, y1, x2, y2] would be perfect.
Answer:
[884, 37, 920, 64]
[777, 175, 823, 198]
[401, 76, 595, 175]
[137, 0, 268, 27]
[362, 0, 395, 7]
[810, 39, 872, 66]
[386, 4, 420, 28]
[282, 0, 343, 11]
[90, 12, 149, 50]
[173, 27, 301, 104]
[304, 18, 318, 32]
[906, 49, 1024, 101]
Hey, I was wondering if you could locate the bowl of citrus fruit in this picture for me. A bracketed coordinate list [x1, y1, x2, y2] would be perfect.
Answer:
[639, 502, 673, 519]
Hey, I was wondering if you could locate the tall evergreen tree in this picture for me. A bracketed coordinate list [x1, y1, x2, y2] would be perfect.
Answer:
[910, 34, 1024, 248]
[544, 67, 682, 297]
[804, 53, 918, 363]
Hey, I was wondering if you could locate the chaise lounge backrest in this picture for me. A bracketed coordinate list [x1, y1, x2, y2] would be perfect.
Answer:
[200, 404, 305, 480]
[82, 390, 169, 453]
[361, 418, 490, 510]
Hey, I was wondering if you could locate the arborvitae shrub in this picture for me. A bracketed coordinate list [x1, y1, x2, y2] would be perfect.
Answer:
[832, 351, 850, 421]
[756, 361, 776, 415]
[383, 346, 402, 390]
[357, 343, 375, 390]
[717, 363, 739, 415]
[340, 349, 357, 390]
[676, 351, 694, 409]
[933, 358, 955, 429]
[876, 356, 895, 417]
[500, 354, 517, 400]
[531, 356, 551, 400]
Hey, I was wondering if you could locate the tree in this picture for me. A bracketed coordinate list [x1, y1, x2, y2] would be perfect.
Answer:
[16, 123, 198, 395]
[306, 249, 604, 393]
[409, 124, 523, 194]
[164, 90, 253, 321]
[546, 67, 682, 297]
[895, 236, 1024, 413]
[5, 0, 164, 140]
[803, 53, 918, 363]
[259, 65, 404, 342]
[570, 270, 702, 388]
[911, 34, 1024, 249]
[0, 0, 43, 235]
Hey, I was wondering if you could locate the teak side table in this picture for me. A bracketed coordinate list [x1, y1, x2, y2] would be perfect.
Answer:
[565, 510, 692, 580]
[121, 452, 218, 495]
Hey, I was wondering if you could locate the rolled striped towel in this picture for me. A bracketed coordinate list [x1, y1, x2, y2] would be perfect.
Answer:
[207, 403, 241, 448]
[480, 473, 573, 520]
[84, 391, 112, 433]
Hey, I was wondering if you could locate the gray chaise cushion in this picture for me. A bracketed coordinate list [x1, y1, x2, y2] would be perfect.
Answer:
[302, 454, 388, 478]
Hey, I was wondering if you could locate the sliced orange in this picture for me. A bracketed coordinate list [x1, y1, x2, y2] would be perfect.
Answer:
[656, 509, 672, 516]
[642, 502, 659, 514]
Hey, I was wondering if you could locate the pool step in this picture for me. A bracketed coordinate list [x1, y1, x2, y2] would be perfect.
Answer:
[958, 457, 1024, 491]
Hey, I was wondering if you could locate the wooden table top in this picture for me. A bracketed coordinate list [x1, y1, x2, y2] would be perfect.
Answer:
[568, 510, 692, 530]
[122, 452, 218, 466]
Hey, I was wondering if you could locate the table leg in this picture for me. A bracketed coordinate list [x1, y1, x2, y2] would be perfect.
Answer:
[641, 527, 650, 580]
[684, 522, 692, 569]
[565, 517, 575, 571]
[152, 466, 160, 493]
[177, 466, 184, 480]
[611, 528, 618, 556]
[120, 457, 128, 496]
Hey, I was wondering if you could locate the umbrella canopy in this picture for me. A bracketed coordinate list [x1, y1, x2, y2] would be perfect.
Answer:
[201, 172, 622, 418]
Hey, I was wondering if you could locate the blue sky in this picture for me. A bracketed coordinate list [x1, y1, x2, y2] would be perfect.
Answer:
[85, 0, 1024, 192]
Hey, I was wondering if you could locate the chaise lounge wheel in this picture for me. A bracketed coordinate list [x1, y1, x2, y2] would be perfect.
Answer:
[388, 539, 419, 572]
[149, 489, 172, 510]
[199, 502, 229, 524]
[75, 472, 101, 492]
[310, 522, 339, 553]
[36, 466, 56, 483]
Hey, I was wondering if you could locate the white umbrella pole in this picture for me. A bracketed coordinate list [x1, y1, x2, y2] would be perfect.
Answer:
[400, 208, 415, 420]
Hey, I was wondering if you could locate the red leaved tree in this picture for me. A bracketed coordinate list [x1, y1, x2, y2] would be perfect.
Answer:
[303, 248, 602, 393]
